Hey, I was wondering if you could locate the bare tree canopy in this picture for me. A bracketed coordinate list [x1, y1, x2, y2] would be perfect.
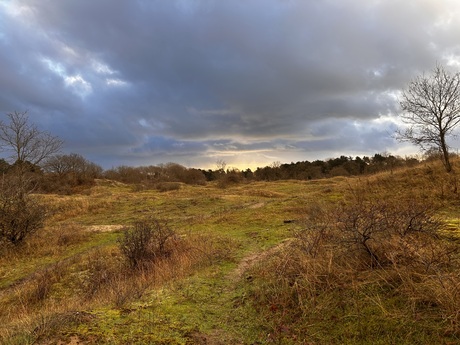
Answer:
[0, 111, 63, 166]
[397, 64, 460, 172]
[43, 153, 102, 177]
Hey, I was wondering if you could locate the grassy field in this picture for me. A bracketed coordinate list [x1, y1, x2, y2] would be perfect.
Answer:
[1, 162, 460, 344]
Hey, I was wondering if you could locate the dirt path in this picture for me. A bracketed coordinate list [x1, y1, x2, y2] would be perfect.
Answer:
[229, 238, 295, 281]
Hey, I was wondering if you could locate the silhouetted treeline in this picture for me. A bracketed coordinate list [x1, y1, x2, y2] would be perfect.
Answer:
[251, 154, 420, 181]
[196, 153, 420, 183]
[0, 152, 423, 194]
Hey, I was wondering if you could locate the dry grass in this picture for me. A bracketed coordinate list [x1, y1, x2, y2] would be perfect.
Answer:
[244, 236, 460, 343]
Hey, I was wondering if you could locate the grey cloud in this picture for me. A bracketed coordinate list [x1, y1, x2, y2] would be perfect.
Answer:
[1, 0, 459, 168]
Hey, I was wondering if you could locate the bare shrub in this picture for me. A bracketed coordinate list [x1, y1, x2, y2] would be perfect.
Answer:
[155, 182, 181, 192]
[334, 190, 442, 268]
[86, 232, 230, 308]
[297, 183, 445, 270]
[118, 219, 176, 269]
[216, 173, 243, 189]
[0, 175, 47, 246]
[181, 168, 207, 185]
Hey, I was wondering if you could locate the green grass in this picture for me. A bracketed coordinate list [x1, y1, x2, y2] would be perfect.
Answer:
[0, 230, 119, 289]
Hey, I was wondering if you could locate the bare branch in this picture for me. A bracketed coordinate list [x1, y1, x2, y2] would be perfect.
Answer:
[0, 111, 63, 165]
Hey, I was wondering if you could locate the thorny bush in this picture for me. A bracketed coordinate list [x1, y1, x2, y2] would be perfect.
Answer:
[118, 219, 176, 269]
[297, 183, 449, 270]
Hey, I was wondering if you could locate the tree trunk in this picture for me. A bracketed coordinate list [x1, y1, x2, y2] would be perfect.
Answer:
[440, 134, 452, 173]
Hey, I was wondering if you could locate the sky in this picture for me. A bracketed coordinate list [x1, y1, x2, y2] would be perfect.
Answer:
[1, 0, 460, 170]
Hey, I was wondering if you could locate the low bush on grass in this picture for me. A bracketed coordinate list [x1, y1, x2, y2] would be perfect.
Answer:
[118, 219, 176, 269]
[155, 182, 181, 192]
[0, 185, 47, 248]
[216, 171, 244, 189]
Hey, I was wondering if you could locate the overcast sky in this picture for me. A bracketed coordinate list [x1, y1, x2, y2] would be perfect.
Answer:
[1, 0, 460, 170]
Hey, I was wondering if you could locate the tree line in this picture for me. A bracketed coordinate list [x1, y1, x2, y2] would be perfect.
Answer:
[96, 153, 422, 186]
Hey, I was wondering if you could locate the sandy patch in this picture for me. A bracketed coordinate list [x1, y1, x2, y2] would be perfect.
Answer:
[248, 202, 265, 209]
[85, 224, 125, 232]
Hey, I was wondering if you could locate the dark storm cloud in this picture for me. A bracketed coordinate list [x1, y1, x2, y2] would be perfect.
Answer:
[1, 0, 460, 168]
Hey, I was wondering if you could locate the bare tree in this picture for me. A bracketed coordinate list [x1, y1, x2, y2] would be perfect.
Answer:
[0, 111, 62, 245]
[215, 159, 227, 173]
[0, 111, 63, 166]
[44, 153, 102, 178]
[397, 65, 460, 172]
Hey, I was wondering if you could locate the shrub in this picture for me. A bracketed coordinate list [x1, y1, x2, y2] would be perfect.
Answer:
[181, 168, 207, 185]
[296, 183, 446, 269]
[118, 219, 175, 269]
[335, 189, 442, 268]
[0, 175, 47, 246]
[37, 173, 97, 194]
[217, 171, 243, 188]
[155, 182, 181, 192]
